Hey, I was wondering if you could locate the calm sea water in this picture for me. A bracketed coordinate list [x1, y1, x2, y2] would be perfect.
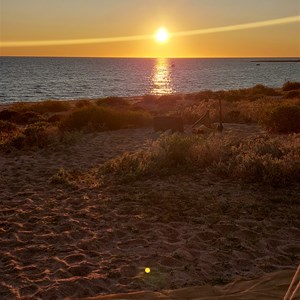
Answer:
[0, 57, 299, 103]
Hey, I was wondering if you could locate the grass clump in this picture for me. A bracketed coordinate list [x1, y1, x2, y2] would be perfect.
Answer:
[0, 121, 20, 146]
[50, 167, 74, 186]
[0, 120, 18, 133]
[285, 90, 300, 99]
[2, 122, 60, 150]
[261, 105, 300, 133]
[60, 106, 151, 132]
[283, 81, 300, 91]
[96, 96, 129, 107]
[13, 100, 71, 114]
[75, 99, 92, 108]
[103, 133, 300, 186]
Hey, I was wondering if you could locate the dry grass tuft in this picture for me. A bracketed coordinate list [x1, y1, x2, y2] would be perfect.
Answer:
[13, 100, 71, 114]
[59, 106, 151, 132]
[103, 133, 300, 186]
[261, 105, 300, 133]
[282, 81, 300, 91]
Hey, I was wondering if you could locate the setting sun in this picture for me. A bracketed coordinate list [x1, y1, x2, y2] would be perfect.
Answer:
[156, 27, 169, 43]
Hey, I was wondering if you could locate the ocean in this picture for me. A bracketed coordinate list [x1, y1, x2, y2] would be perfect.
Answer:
[0, 57, 299, 103]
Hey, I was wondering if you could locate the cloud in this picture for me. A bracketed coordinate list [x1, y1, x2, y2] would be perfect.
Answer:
[1, 15, 299, 48]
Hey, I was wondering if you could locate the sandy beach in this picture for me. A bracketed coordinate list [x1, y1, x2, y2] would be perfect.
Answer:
[1, 117, 300, 299]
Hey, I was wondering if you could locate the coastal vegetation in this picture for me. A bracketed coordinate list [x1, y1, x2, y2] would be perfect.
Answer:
[103, 133, 300, 186]
[0, 82, 299, 154]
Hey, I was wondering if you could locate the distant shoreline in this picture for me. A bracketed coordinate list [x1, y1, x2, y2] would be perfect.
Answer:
[251, 59, 300, 63]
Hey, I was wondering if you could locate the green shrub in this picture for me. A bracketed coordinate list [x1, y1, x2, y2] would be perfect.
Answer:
[0, 121, 20, 146]
[0, 120, 18, 133]
[50, 167, 74, 186]
[143, 94, 157, 102]
[102, 134, 300, 186]
[286, 90, 300, 99]
[47, 114, 64, 123]
[13, 100, 71, 114]
[96, 97, 129, 107]
[60, 106, 151, 132]
[283, 81, 300, 91]
[23, 122, 53, 148]
[261, 105, 300, 133]
[75, 99, 92, 108]
[0, 109, 19, 121]
[5, 122, 59, 150]
[10, 133, 27, 150]
[13, 111, 44, 125]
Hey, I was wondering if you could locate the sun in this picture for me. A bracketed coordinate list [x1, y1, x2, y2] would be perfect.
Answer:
[156, 27, 169, 43]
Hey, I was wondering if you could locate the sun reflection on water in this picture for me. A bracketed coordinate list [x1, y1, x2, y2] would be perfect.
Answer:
[151, 58, 174, 95]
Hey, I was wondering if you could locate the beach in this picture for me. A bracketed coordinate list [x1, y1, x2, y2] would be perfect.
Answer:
[0, 89, 300, 299]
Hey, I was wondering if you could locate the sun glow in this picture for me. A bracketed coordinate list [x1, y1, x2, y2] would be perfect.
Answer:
[156, 27, 169, 43]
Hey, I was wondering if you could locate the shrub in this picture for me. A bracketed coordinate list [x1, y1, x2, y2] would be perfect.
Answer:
[75, 99, 92, 108]
[261, 105, 300, 133]
[96, 97, 129, 107]
[47, 114, 64, 123]
[50, 167, 74, 186]
[60, 106, 151, 132]
[0, 120, 18, 133]
[13, 100, 71, 114]
[286, 90, 300, 99]
[0, 110, 19, 121]
[103, 133, 300, 186]
[103, 134, 221, 181]
[13, 111, 44, 125]
[283, 81, 300, 91]
[4, 122, 59, 150]
[10, 133, 27, 150]
[143, 94, 157, 102]
[0, 121, 20, 146]
[159, 94, 180, 103]
[23, 122, 54, 148]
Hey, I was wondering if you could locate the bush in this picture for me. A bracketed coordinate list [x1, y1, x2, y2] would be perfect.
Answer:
[0, 121, 20, 146]
[5, 122, 59, 150]
[13, 100, 71, 114]
[261, 105, 300, 133]
[143, 94, 157, 102]
[60, 106, 151, 132]
[47, 114, 64, 123]
[0, 120, 18, 133]
[96, 97, 129, 107]
[50, 167, 74, 186]
[286, 90, 300, 99]
[283, 81, 300, 91]
[0, 110, 19, 121]
[13, 111, 44, 125]
[102, 133, 300, 186]
[23, 122, 54, 148]
[75, 99, 92, 108]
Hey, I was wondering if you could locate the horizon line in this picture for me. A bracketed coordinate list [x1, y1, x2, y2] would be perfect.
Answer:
[1, 55, 300, 59]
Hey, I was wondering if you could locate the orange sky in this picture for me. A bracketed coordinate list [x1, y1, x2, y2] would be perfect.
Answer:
[0, 0, 299, 57]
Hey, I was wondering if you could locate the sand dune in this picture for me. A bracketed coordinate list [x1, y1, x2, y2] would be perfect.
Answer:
[1, 124, 299, 299]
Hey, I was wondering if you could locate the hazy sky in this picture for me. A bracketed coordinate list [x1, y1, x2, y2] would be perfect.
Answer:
[0, 0, 299, 57]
